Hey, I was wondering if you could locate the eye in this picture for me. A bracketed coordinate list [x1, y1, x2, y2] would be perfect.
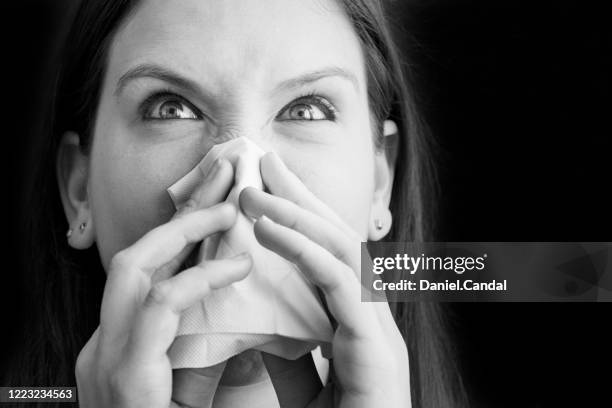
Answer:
[277, 95, 337, 122]
[141, 92, 202, 120]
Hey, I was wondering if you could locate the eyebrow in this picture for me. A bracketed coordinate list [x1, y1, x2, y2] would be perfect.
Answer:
[272, 66, 360, 94]
[115, 64, 202, 96]
[115, 63, 360, 97]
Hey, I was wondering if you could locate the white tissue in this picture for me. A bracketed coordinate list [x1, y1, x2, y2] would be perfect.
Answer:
[166, 137, 333, 369]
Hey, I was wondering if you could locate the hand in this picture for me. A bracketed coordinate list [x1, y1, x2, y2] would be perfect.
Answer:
[239, 152, 411, 408]
[75, 159, 251, 408]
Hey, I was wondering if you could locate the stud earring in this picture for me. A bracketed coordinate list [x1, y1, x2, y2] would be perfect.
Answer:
[375, 219, 383, 230]
[79, 222, 87, 233]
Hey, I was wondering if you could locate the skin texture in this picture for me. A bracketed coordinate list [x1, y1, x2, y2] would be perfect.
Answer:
[58, 0, 408, 406]
[89, 0, 380, 266]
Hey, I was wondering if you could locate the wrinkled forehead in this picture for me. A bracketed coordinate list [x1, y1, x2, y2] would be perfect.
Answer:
[106, 0, 366, 98]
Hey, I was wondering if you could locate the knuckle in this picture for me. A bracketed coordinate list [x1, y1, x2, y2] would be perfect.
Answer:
[290, 246, 307, 265]
[323, 273, 343, 294]
[109, 250, 134, 272]
[76, 329, 109, 382]
[198, 279, 214, 294]
[75, 348, 93, 380]
[286, 213, 301, 231]
[180, 198, 199, 214]
[144, 281, 174, 309]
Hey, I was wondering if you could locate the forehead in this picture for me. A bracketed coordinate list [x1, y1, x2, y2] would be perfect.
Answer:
[108, 0, 366, 95]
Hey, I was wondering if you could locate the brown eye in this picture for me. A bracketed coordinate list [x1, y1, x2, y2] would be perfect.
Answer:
[277, 95, 337, 122]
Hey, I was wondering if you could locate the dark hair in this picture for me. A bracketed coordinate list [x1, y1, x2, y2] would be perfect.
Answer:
[8, 1, 467, 407]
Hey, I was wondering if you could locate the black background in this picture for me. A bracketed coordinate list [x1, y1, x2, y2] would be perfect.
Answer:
[2, 1, 611, 407]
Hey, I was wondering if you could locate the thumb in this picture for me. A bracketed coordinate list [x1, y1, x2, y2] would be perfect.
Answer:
[171, 361, 227, 408]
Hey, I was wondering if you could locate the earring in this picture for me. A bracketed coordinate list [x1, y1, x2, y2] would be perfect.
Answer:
[79, 222, 87, 233]
[375, 219, 383, 230]
[66, 228, 73, 238]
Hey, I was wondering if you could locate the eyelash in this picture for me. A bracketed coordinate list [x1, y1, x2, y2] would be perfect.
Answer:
[276, 91, 338, 122]
[139, 90, 203, 120]
[139, 90, 338, 122]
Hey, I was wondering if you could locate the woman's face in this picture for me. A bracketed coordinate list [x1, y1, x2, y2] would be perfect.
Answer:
[86, 0, 389, 268]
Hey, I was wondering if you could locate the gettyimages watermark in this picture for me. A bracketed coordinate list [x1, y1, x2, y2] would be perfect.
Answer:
[361, 243, 612, 302]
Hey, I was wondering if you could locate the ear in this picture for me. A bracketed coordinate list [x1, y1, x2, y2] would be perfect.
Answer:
[56, 131, 95, 249]
[368, 120, 398, 241]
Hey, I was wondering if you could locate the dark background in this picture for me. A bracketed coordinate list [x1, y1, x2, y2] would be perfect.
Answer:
[2, 1, 611, 407]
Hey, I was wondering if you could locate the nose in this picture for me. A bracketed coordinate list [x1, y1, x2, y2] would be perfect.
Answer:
[215, 125, 245, 144]
[211, 122, 272, 153]
[196, 96, 275, 154]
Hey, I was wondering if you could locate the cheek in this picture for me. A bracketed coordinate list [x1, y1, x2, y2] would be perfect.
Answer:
[281, 141, 375, 238]
[88, 128, 200, 269]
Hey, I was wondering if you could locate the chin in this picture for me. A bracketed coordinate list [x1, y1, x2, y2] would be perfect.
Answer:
[219, 350, 269, 386]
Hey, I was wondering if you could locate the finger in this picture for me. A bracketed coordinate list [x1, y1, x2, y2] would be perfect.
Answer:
[118, 203, 237, 274]
[254, 216, 375, 336]
[153, 158, 235, 283]
[171, 362, 227, 408]
[239, 187, 360, 271]
[241, 187, 398, 332]
[261, 352, 322, 408]
[100, 204, 238, 333]
[127, 254, 252, 361]
[259, 155, 402, 347]
[259, 152, 357, 238]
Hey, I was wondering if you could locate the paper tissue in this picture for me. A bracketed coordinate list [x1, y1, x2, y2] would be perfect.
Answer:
[166, 137, 333, 369]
